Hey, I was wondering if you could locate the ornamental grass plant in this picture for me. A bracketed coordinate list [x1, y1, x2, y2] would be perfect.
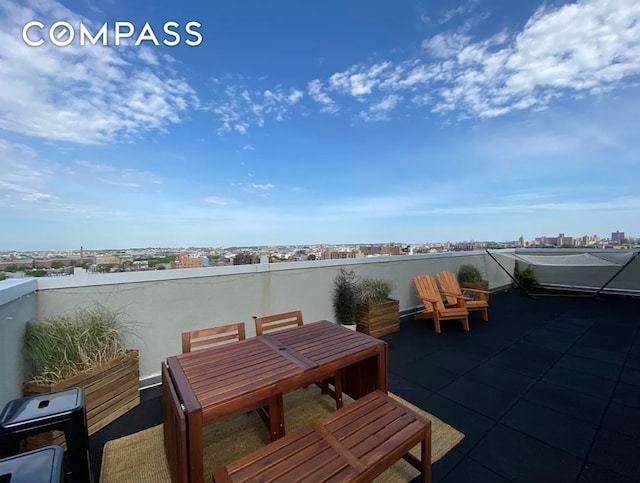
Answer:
[24, 303, 134, 384]
[357, 277, 395, 306]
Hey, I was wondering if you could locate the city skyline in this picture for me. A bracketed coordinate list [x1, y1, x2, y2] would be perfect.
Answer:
[1, 0, 639, 251]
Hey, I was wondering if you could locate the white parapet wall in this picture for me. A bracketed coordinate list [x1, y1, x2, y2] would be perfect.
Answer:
[32, 252, 507, 388]
[0, 279, 38, 408]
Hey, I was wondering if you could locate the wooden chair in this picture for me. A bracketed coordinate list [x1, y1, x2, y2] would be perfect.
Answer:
[253, 310, 303, 336]
[254, 310, 343, 410]
[413, 275, 470, 334]
[437, 270, 490, 322]
[181, 322, 246, 353]
[181, 322, 280, 439]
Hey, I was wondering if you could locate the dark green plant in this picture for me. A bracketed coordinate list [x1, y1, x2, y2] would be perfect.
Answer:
[514, 261, 537, 284]
[458, 264, 482, 285]
[357, 277, 395, 306]
[24, 303, 135, 384]
[332, 268, 359, 325]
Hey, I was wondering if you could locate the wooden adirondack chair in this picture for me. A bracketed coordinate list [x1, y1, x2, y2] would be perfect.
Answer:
[413, 275, 470, 333]
[437, 271, 490, 322]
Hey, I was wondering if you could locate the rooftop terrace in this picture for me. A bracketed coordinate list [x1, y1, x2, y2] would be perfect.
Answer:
[1, 249, 639, 482]
[88, 289, 640, 482]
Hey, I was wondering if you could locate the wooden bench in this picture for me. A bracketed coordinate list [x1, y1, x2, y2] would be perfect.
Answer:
[211, 390, 431, 483]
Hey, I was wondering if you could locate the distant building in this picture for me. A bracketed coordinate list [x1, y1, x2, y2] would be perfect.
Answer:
[234, 253, 258, 265]
[611, 230, 625, 244]
[381, 243, 402, 256]
[360, 245, 382, 256]
[321, 248, 363, 260]
[534, 233, 574, 247]
[171, 254, 203, 269]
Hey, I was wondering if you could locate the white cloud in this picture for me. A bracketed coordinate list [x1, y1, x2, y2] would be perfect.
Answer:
[308, 79, 339, 113]
[242, 144, 255, 151]
[371, 94, 403, 112]
[206, 0, 640, 130]
[203, 196, 239, 205]
[287, 89, 304, 104]
[212, 81, 301, 133]
[0, 0, 198, 145]
[138, 47, 159, 66]
[329, 62, 393, 96]
[427, 0, 640, 117]
[0, 140, 124, 218]
[360, 95, 403, 122]
[75, 159, 164, 187]
[251, 183, 274, 190]
[422, 34, 471, 58]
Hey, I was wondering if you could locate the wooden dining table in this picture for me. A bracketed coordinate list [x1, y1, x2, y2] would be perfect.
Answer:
[162, 320, 388, 483]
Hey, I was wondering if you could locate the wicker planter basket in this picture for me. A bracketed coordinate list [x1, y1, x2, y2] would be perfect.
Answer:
[22, 349, 140, 450]
[356, 299, 400, 338]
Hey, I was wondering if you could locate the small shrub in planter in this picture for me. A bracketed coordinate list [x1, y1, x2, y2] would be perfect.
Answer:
[514, 261, 537, 291]
[458, 264, 489, 291]
[332, 268, 360, 327]
[356, 277, 399, 338]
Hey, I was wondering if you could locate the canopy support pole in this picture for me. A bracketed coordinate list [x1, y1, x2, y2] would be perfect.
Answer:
[592, 250, 640, 299]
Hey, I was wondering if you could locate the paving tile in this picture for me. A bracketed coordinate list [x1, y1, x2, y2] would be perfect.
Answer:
[619, 366, 640, 386]
[587, 428, 640, 481]
[611, 381, 640, 408]
[398, 357, 460, 391]
[422, 349, 483, 376]
[568, 344, 628, 366]
[428, 449, 465, 483]
[440, 456, 511, 483]
[521, 326, 580, 352]
[577, 464, 637, 483]
[487, 342, 562, 379]
[439, 377, 519, 420]
[524, 381, 608, 424]
[465, 363, 536, 396]
[387, 371, 433, 403]
[556, 353, 622, 381]
[626, 353, 640, 370]
[600, 402, 640, 438]
[419, 393, 494, 455]
[545, 318, 593, 336]
[542, 365, 616, 400]
[501, 399, 597, 458]
[470, 424, 583, 483]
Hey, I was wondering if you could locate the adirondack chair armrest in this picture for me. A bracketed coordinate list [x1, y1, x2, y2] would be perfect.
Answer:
[440, 290, 470, 301]
[416, 294, 439, 304]
[461, 288, 491, 295]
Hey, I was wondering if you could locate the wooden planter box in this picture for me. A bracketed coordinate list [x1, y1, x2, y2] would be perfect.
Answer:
[356, 299, 400, 338]
[461, 280, 489, 291]
[22, 349, 140, 450]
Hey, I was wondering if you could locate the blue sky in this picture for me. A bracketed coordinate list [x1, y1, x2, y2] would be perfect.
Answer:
[1, 0, 639, 251]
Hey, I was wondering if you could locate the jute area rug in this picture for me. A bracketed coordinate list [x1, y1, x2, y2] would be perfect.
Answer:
[101, 388, 464, 482]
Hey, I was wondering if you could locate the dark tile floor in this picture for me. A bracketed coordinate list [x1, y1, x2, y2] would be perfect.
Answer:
[90, 290, 640, 482]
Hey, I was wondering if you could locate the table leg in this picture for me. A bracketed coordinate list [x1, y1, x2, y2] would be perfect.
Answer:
[268, 394, 284, 441]
[377, 345, 388, 393]
[186, 409, 204, 483]
[422, 425, 432, 483]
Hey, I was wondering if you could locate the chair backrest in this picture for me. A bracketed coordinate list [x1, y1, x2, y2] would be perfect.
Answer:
[436, 271, 462, 306]
[181, 322, 246, 353]
[413, 275, 445, 313]
[254, 310, 303, 336]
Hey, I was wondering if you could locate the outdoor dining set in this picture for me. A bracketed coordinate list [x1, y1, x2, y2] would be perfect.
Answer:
[161, 310, 433, 483]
